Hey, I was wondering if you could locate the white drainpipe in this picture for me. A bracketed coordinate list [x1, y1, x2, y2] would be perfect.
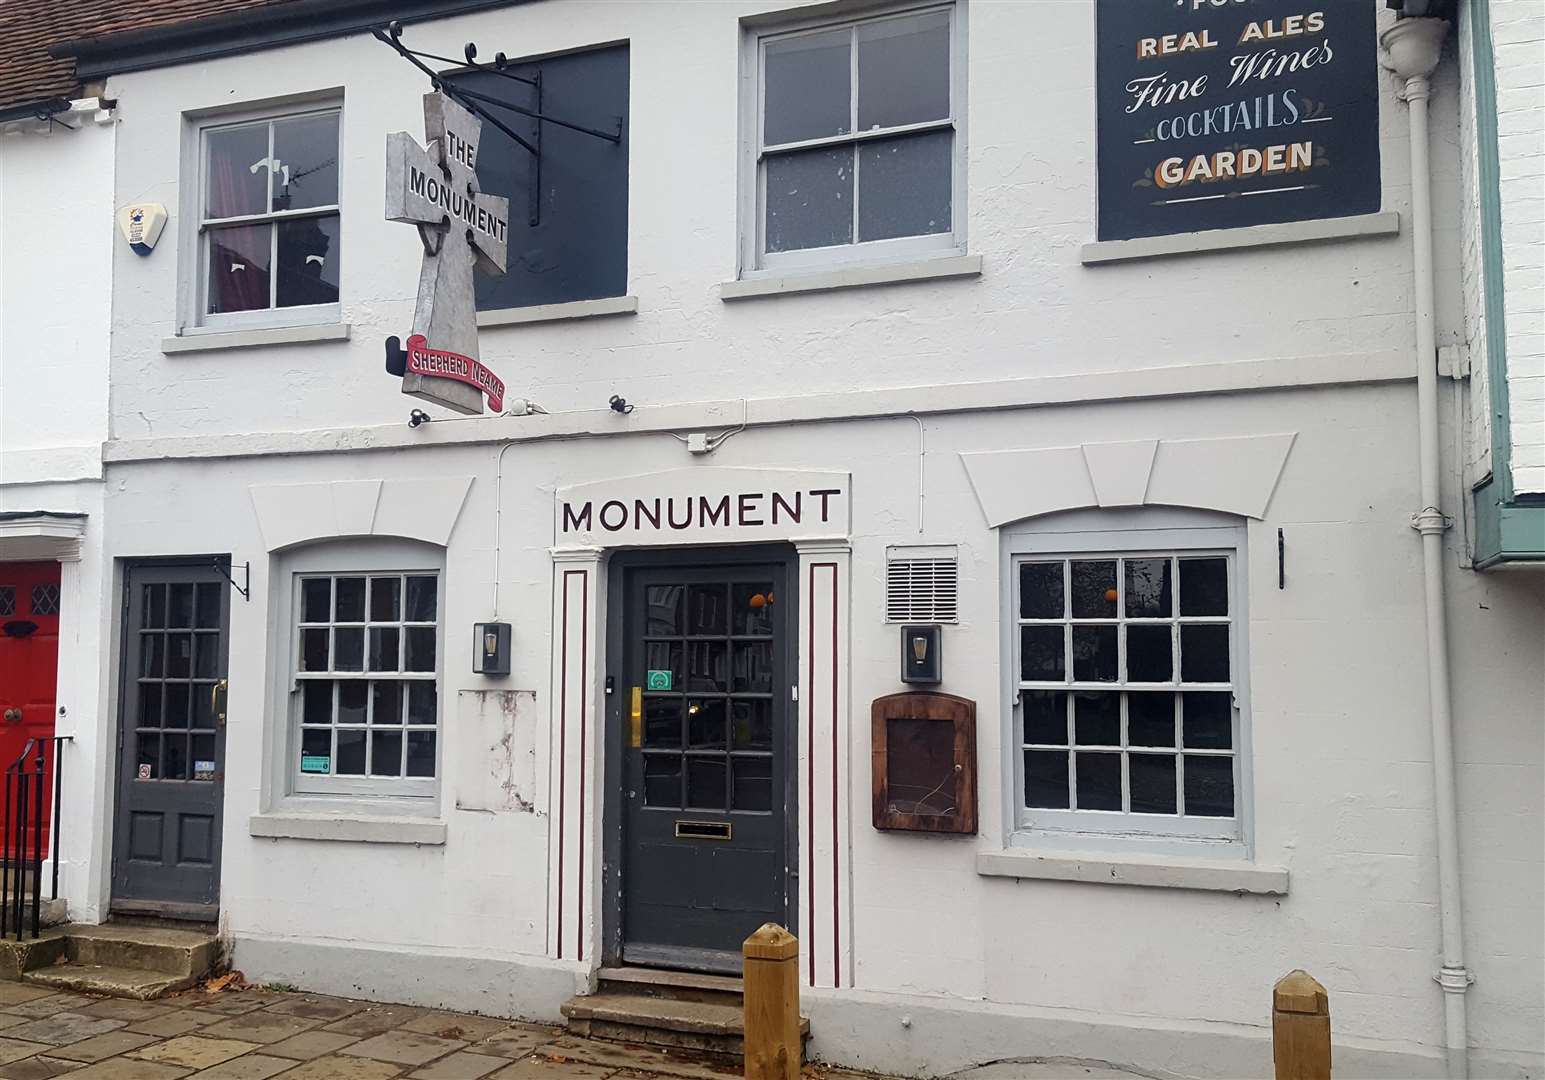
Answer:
[1380, 16, 1472, 1080]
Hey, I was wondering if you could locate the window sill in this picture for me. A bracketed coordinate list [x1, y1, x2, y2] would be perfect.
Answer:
[977, 848, 1288, 895]
[719, 254, 982, 301]
[1079, 211, 1400, 265]
[162, 322, 351, 355]
[478, 295, 638, 328]
[248, 812, 445, 845]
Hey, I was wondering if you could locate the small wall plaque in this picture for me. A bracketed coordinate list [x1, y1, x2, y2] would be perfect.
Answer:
[871, 691, 976, 834]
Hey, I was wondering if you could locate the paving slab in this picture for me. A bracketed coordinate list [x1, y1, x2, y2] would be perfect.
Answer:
[77, 1003, 171, 1024]
[325, 1004, 430, 1038]
[261, 1029, 360, 1060]
[0, 1018, 30, 1034]
[409, 1051, 510, 1080]
[0, 1055, 83, 1079]
[125, 1036, 259, 1069]
[486, 1057, 614, 1080]
[342, 1030, 467, 1067]
[260, 995, 361, 1022]
[197, 1012, 319, 1046]
[5, 1016, 125, 1047]
[538, 1037, 735, 1080]
[42, 1060, 190, 1080]
[470, 1027, 560, 1060]
[273, 1056, 404, 1080]
[4, 998, 94, 1020]
[185, 1054, 296, 1079]
[0, 1040, 59, 1067]
[121, 1013, 207, 1041]
[163, 997, 261, 1018]
[49, 1029, 158, 1062]
[404, 1014, 513, 1043]
[0, 989, 56, 1009]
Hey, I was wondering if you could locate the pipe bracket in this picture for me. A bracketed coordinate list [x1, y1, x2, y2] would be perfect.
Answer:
[1434, 965, 1475, 994]
[1410, 507, 1453, 535]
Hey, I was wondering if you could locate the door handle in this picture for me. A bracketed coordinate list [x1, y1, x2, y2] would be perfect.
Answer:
[1, 708, 20, 724]
[629, 686, 642, 748]
[210, 679, 228, 727]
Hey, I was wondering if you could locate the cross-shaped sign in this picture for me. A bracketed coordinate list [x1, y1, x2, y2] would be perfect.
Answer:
[386, 92, 511, 414]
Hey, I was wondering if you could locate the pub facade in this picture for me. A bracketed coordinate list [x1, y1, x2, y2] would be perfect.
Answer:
[34, 0, 1545, 1077]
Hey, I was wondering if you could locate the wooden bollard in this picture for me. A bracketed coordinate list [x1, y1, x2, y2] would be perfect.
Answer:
[1273, 969, 1331, 1080]
[743, 923, 800, 1080]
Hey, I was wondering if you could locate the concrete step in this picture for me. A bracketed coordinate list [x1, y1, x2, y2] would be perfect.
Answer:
[562, 989, 809, 1058]
[23, 962, 189, 1000]
[57, 922, 218, 979]
[598, 965, 744, 1005]
[0, 921, 218, 999]
[0, 927, 67, 980]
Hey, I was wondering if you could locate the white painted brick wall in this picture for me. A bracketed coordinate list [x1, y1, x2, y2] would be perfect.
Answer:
[1491, 0, 1545, 492]
[0, 119, 114, 474]
[1456, 4, 1493, 481]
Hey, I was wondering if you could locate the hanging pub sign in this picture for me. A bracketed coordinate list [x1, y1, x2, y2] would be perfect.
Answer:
[1095, 0, 1380, 242]
[384, 92, 511, 415]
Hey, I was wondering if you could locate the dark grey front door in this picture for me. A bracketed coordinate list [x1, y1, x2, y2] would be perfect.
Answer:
[614, 555, 793, 973]
[112, 563, 229, 917]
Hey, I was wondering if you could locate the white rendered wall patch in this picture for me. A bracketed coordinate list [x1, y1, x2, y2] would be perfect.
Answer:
[116, 204, 167, 255]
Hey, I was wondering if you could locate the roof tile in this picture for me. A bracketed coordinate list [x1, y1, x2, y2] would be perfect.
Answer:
[0, 0, 284, 113]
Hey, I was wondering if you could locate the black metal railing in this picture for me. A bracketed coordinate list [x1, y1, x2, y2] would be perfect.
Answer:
[1, 736, 69, 940]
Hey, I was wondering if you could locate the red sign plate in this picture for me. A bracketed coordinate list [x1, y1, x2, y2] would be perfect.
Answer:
[404, 334, 505, 413]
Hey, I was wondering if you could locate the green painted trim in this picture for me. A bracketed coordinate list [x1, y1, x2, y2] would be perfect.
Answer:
[1468, 0, 1513, 503]
[1471, 478, 1545, 568]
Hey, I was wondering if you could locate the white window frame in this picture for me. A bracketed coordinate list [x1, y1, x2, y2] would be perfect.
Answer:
[179, 95, 343, 335]
[999, 508, 1254, 857]
[268, 540, 443, 813]
[737, 2, 968, 278]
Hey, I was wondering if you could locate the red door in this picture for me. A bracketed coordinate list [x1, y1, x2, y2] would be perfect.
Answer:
[0, 563, 60, 860]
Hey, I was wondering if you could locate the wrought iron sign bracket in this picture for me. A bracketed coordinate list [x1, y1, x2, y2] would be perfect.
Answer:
[213, 559, 251, 602]
[373, 21, 623, 226]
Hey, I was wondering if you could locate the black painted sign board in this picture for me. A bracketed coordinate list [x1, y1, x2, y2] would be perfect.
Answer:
[1096, 0, 1381, 242]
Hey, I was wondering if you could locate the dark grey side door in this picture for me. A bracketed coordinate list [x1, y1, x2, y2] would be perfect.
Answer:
[113, 562, 229, 918]
[615, 555, 793, 974]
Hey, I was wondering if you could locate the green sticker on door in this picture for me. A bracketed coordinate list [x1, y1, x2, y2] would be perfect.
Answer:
[646, 670, 673, 691]
[300, 755, 331, 774]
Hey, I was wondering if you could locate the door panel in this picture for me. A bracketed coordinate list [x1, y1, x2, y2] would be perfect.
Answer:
[113, 564, 229, 914]
[0, 563, 61, 860]
[619, 559, 791, 972]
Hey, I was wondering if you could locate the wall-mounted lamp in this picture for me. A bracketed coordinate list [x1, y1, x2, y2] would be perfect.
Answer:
[473, 622, 511, 676]
[900, 624, 942, 685]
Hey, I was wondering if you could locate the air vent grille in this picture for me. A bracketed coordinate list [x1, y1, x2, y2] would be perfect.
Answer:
[886, 553, 959, 623]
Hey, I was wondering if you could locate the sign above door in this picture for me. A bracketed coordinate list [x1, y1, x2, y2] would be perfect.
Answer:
[555, 468, 850, 548]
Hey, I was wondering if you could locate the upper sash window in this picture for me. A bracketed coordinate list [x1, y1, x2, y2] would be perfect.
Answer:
[744, 5, 965, 274]
[196, 107, 341, 329]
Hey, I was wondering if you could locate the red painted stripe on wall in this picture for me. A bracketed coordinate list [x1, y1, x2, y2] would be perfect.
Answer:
[806, 560, 817, 987]
[828, 565, 840, 988]
[557, 572, 572, 960]
[577, 571, 589, 963]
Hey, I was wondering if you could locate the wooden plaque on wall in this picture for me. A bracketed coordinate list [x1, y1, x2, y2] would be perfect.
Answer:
[871, 691, 977, 834]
